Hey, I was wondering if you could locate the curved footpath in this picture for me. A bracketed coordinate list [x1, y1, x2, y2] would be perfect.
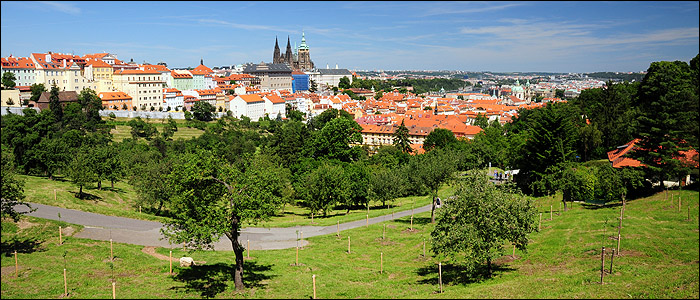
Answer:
[15, 203, 433, 251]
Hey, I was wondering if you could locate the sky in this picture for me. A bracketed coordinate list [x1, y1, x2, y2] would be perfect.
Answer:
[1, 1, 698, 73]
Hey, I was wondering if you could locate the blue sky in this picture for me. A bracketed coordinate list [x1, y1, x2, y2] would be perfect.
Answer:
[1, 1, 698, 73]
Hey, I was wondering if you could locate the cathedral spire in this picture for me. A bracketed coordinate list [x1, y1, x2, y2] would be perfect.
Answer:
[273, 36, 281, 63]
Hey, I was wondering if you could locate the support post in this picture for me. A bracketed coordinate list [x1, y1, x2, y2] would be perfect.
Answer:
[14, 250, 18, 277]
[347, 236, 350, 254]
[169, 251, 172, 274]
[112, 281, 116, 299]
[366, 214, 368, 227]
[550, 205, 553, 220]
[600, 247, 605, 284]
[64, 268, 68, 296]
[247, 239, 250, 258]
[438, 262, 443, 293]
[380, 252, 383, 274]
[617, 217, 622, 255]
[609, 248, 615, 274]
[539, 213, 542, 230]
[312, 274, 316, 299]
[59, 226, 63, 245]
[423, 239, 426, 257]
[337, 220, 340, 237]
[410, 215, 413, 231]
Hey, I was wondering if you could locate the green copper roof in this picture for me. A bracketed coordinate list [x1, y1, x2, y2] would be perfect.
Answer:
[298, 31, 309, 50]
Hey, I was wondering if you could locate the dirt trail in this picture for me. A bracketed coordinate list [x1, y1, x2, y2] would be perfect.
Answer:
[141, 246, 173, 261]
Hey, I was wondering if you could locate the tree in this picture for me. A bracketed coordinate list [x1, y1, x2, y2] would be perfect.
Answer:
[555, 89, 565, 98]
[368, 166, 405, 208]
[474, 113, 489, 129]
[338, 76, 351, 89]
[299, 161, 350, 217]
[127, 117, 158, 140]
[49, 85, 63, 124]
[65, 146, 98, 198]
[631, 58, 699, 185]
[1, 149, 33, 222]
[594, 164, 645, 204]
[312, 117, 363, 162]
[309, 79, 318, 92]
[2, 72, 16, 89]
[511, 102, 581, 195]
[423, 128, 456, 152]
[161, 114, 178, 140]
[162, 151, 289, 290]
[77, 88, 104, 132]
[130, 156, 175, 215]
[431, 171, 536, 276]
[412, 148, 458, 223]
[392, 120, 412, 153]
[29, 83, 47, 104]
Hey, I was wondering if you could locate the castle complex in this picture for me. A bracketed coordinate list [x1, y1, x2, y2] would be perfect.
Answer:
[273, 32, 314, 71]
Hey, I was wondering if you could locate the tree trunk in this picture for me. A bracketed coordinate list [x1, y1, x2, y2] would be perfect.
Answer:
[487, 257, 492, 277]
[430, 195, 436, 223]
[98, 180, 102, 190]
[111, 180, 115, 189]
[227, 217, 245, 290]
[79, 185, 83, 198]
[563, 200, 567, 212]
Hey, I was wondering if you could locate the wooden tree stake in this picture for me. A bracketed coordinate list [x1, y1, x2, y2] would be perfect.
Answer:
[247, 239, 250, 258]
[678, 196, 681, 212]
[139, 206, 142, 214]
[64, 268, 68, 296]
[112, 281, 116, 299]
[59, 226, 63, 245]
[617, 217, 622, 255]
[312, 274, 317, 299]
[423, 239, 426, 257]
[347, 236, 351, 254]
[169, 251, 172, 274]
[600, 247, 605, 284]
[301, 231, 304, 249]
[539, 213, 542, 230]
[380, 252, 383, 274]
[296, 245, 299, 266]
[609, 248, 615, 274]
[14, 250, 18, 277]
[337, 220, 340, 237]
[410, 215, 413, 231]
[438, 262, 443, 293]
[366, 214, 369, 227]
[550, 205, 553, 220]
[54, 189, 57, 201]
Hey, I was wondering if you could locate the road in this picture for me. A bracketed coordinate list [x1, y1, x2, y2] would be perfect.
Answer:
[15, 202, 433, 251]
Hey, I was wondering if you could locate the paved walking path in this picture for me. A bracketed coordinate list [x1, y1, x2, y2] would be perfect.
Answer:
[16, 202, 433, 251]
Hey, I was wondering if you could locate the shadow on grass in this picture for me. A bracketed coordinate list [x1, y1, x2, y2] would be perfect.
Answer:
[394, 216, 432, 226]
[69, 190, 102, 201]
[416, 262, 515, 286]
[1, 237, 47, 256]
[170, 261, 274, 298]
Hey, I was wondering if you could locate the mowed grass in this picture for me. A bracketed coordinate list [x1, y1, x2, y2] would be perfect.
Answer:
[107, 116, 206, 143]
[16, 174, 452, 228]
[2, 189, 698, 298]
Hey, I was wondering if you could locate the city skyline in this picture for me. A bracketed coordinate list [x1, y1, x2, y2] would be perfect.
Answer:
[1, 1, 698, 73]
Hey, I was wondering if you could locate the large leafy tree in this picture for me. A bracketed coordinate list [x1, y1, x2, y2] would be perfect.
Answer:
[48, 84, 63, 124]
[65, 145, 98, 198]
[1, 149, 33, 222]
[471, 122, 509, 169]
[312, 117, 363, 162]
[267, 120, 311, 168]
[298, 161, 351, 217]
[77, 88, 105, 132]
[29, 83, 47, 105]
[368, 166, 405, 208]
[338, 76, 351, 89]
[511, 102, 581, 195]
[423, 128, 457, 152]
[392, 120, 412, 153]
[431, 171, 536, 276]
[631, 57, 699, 184]
[127, 117, 158, 140]
[411, 148, 458, 223]
[163, 150, 289, 290]
[2, 71, 16, 89]
[192, 101, 216, 122]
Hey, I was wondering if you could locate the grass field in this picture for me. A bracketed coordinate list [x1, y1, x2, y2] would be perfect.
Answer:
[15, 174, 450, 228]
[2, 188, 698, 298]
[106, 116, 206, 143]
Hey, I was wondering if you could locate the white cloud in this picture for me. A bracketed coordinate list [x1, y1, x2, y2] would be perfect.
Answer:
[38, 1, 80, 15]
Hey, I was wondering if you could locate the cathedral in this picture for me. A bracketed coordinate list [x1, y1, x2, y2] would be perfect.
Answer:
[273, 32, 315, 71]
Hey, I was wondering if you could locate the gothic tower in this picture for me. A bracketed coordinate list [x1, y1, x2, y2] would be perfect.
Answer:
[285, 36, 294, 66]
[273, 36, 282, 64]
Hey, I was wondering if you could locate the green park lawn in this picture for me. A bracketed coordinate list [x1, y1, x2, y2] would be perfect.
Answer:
[2, 187, 698, 298]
